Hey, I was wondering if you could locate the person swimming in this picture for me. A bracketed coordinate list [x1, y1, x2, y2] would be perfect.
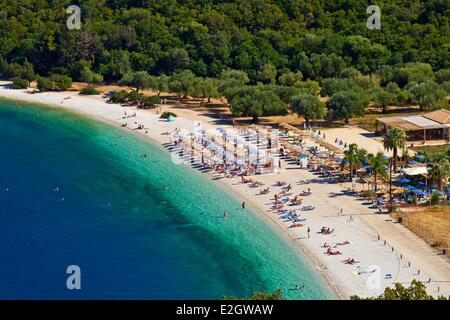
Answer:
[223, 211, 228, 219]
[289, 284, 305, 290]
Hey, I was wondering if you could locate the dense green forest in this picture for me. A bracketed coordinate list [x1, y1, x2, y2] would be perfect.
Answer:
[1, 0, 449, 121]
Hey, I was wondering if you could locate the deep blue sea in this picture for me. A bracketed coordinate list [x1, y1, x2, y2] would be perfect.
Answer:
[0, 99, 333, 299]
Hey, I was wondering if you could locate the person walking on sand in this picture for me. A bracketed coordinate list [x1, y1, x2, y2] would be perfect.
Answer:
[307, 227, 310, 238]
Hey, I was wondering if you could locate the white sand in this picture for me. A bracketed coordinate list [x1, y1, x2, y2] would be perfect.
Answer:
[321, 127, 389, 155]
[1, 82, 449, 299]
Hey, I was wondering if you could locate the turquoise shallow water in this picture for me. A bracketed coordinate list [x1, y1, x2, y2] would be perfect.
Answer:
[0, 99, 333, 299]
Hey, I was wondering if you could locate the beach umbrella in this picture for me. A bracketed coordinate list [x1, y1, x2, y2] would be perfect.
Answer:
[415, 155, 426, 162]
[417, 182, 427, 189]
[362, 176, 375, 183]
[392, 188, 405, 195]
[412, 189, 426, 197]
[399, 177, 410, 184]
[419, 191, 428, 197]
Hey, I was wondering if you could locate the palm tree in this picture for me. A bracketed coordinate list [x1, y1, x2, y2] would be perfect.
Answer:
[383, 128, 407, 173]
[367, 152, 389, 191]
[341, 144, 367, 177]
[428, 152, 450, 192]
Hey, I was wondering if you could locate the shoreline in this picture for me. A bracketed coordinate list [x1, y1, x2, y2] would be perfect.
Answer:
[0, 92, 343, 299]
[0, 88, 344, 299]
[1, 83, 449, 299]
[220, 181, 346, 299]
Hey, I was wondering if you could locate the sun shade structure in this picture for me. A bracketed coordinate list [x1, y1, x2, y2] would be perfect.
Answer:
[376, 109, 450, 142]
[401, 167, 428, 176]
[399, 177, 410, 184]
[402, 115, 445, 129]
[278, 122, 310, 137]
[423, 109, 450, 124]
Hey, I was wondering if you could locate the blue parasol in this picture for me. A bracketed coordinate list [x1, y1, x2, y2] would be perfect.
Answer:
[399, 178, 410, 184]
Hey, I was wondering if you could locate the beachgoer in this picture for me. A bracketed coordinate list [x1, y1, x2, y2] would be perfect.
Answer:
[307, 227, 310, 238]
[224, 211, 228, 219]
[242, 201, 246, 209]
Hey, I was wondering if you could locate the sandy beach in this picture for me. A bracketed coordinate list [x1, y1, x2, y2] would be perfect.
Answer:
[1, 82, 449, 299]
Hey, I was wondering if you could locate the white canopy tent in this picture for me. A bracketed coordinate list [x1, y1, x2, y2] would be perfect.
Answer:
[401, 167, 428, 176]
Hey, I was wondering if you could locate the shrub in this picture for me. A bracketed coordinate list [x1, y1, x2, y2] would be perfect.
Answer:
[22, 60, 35, 81]
[351, 279, 447, 300]
[79, 86, 100, 95]
[320, 78, 357, 96]
[127, 90, 144, 103]
[36, 76, 55, 92]
[2, 63, 24, 79]
[139, 95, 161, 109]
[293, 80, 320, 94]
[109, 90, 129, 103]
[11, 77, 29, 89]
[430, 192, 440, 206]
[160, 111, 177, 119]
[441, 81, 450, 94]
[80, 66, 103, 84]
[50, 74, 72, 91]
